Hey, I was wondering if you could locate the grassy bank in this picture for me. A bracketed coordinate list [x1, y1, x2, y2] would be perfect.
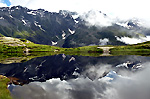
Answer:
[0, 75, 12, 99]
[110, 41, 150, 56]
[21, 41, 103, 53]
[0, 48, 102, 64]
[0, 37, 103, 53]
[0, 37, 103, 64]
[2, 36, 150, 58]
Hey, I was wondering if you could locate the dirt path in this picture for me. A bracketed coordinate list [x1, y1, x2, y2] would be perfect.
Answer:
[98, 47, 114, 52]
[97, 47, 114, 56]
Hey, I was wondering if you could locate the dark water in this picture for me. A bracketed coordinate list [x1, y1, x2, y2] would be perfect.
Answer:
[1, 54, 150, 99]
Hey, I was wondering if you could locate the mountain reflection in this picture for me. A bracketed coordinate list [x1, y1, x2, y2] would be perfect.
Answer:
[0, 55, 150, 99]
[0, 55, 149, 82]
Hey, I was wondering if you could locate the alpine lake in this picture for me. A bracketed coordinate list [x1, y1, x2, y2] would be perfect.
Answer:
[0, 51, 150, 99]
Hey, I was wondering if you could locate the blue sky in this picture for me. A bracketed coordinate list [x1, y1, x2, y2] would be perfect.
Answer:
[3, 0, 11, 6]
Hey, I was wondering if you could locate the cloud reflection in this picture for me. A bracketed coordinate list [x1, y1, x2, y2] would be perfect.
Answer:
[11, 62, 150, 99]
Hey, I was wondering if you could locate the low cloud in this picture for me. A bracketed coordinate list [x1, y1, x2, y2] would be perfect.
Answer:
[116, 36, 150, 44]
[7, 0, 150, 28]
[80, 10, 115, 27]
[99, 38, 109, 45]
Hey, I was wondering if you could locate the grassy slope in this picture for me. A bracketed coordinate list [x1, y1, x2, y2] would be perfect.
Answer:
[0, 37, 61, 52]
[0, 37, 103, 53]
[0, 75, 12, 99]
[0, 37, 103, 64]
[110, 41, 150, 55]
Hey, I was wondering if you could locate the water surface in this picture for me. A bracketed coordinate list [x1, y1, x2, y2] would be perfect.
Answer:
[0, 54, 150, 99]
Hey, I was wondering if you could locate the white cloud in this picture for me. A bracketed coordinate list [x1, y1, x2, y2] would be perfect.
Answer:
[99, 38, 109, 45]
[80, 10, 115, 27]
[9, 0, 30, 7]
[0, 3, 7, 7]
[116, 36, 150, 44]
[7, 0, 150, 27]
[82, 64, 112, 80]
[8, 0, 150, 17]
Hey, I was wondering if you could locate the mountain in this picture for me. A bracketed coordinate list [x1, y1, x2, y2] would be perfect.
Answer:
[0, 6, 76, 46]
[0, 6, 149, 47]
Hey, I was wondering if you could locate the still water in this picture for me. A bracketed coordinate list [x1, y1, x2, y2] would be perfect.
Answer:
[0, 54, 150, 99]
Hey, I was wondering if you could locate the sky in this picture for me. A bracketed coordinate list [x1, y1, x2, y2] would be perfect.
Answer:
[1, 0, 150, 27]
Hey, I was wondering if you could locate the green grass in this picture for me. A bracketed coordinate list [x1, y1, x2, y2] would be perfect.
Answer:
[0, 46, 103, 64]
[61, 46, 103, 53]
[61, 51, 102, 57]
[0, 37, 103, 64]
[0, 37, 103, 54]
[1, 36, 150, 57]
[110, 51, 150, 56]
[0, 44, 25, 53]
[14, 31, 35, 38]
[0, 52, 59, 64]
[110, 41, 150, 56]
[0, 76, 12, 99]
[26, 43, 103, 53]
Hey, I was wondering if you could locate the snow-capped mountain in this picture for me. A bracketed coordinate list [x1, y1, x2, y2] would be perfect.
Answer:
[0, 6, 149, 47]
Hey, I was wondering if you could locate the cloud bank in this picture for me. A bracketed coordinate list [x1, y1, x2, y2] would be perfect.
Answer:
[116, 36, 150, 44]
[0, 0, 150, 27]
[8, 0, 150, 20]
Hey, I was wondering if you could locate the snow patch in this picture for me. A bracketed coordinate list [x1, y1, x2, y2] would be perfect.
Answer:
[72, 14, 79, 19]
[60, 11, 68, 17]
[9, 15, 13, 18]
[34, 21, 45, 32]
[116, 22, 132, 29]
[27, 11, 36, 16]
[11, 10, 14, 12]
[23, 67, 28, 73]
[51, 41, 57, 45]
[0, 17, 4, 20]
[116, 62, 131, 68]
[56, 36, 59, 39]
[68, 29, 75, 34]
[69, 57, 75, 62]
[132, 64, 143, 70]
[62, 31, 66, 39]
[116, 19, 143, 29]
[62, 54, 66, 60]
[16, 7, 19, 10]
[74, 20, 79, 23]
[22, 19, 27, 25]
